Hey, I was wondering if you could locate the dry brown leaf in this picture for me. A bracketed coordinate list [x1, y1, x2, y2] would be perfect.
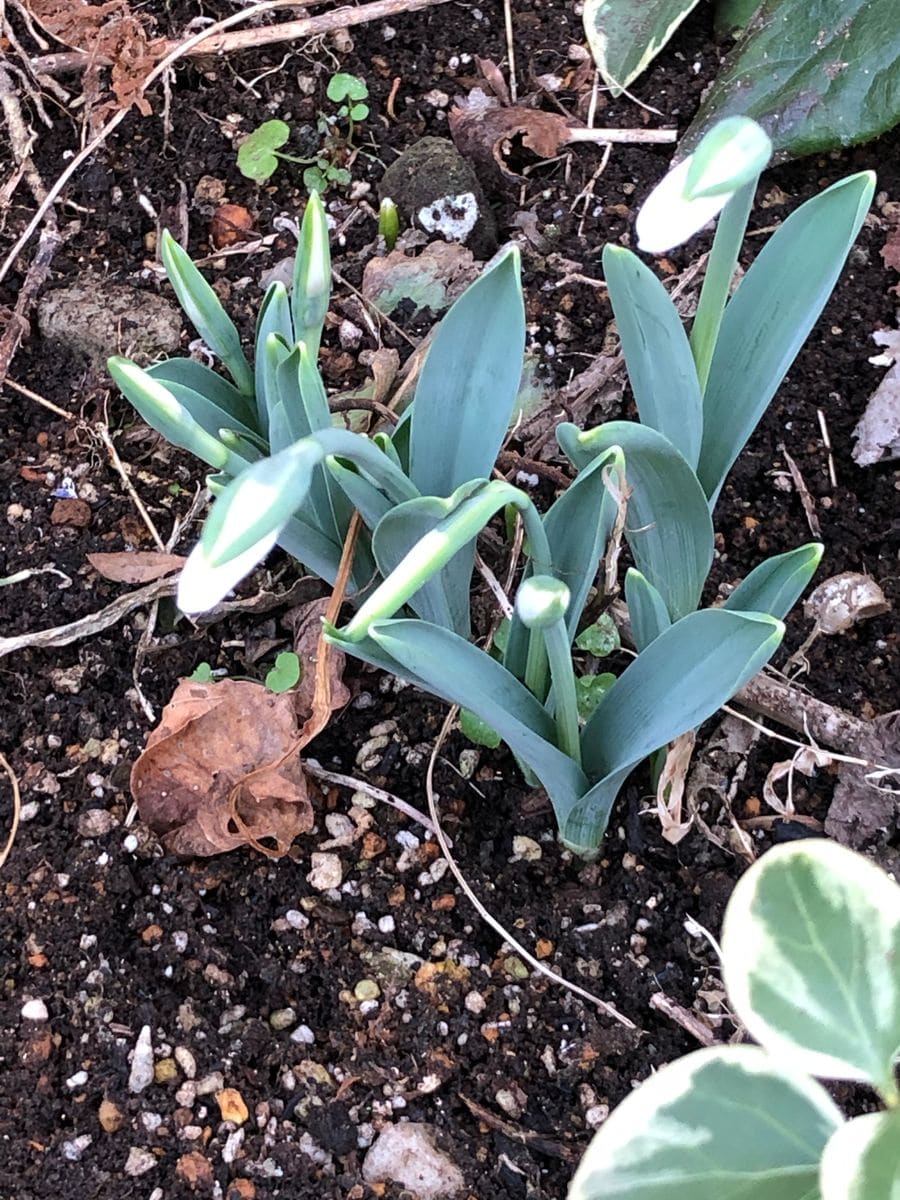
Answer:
[87, 551, 186, 584]
[853, 328, 900, 466]
[131, 598, 348, 857]
[762, 747, 832, 816]
[881, 219, 900, 273]
[655, 731, 696, 844]
[449, 89, 571, 181]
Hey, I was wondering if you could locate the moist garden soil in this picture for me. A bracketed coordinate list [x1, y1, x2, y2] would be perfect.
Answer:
[0, 1, 898, 1197]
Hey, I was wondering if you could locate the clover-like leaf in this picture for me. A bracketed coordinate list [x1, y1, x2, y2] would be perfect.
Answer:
[265, 651, 302, 694]
[327, 73, 368, 103]
[237, 119, 290, 183]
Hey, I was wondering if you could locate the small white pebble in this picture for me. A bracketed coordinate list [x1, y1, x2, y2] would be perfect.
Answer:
[290, 1024, 315, 1045]
[62, 1134, 93, 1162]
[128, 1025, 154, 1094]
[21, 998, 49, 1021]
[124, 1146, 156, 1177]
[122, 834, 139, 853]
[377, 915, 395, 934]
[66, 1070, 89, 1090]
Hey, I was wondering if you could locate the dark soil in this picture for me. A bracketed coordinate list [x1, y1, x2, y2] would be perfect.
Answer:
[1, 1, 898, 1197]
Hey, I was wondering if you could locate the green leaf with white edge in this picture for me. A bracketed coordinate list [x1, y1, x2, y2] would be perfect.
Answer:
[361, 618, 590, 816]
[683, 0, 900, 162]
[602, 245, 703, 467]
[108, 356, 232, 472]
[265, 651, 302, 693]
[624, 567, 671, 650]
[292, 191, 331, 360]
[714, 0, 761, 38]
[409, 247, 525, 498]
[724, 543, 823, 620]
[559, 421, 713, 621]
[459, 708, 501, 749]
[147, 358, 257, 428]
[237, 119, 290, 183]
[159, 230, 253, 395]
[698, 171, 875, 505]
[576, 673, 616, 722]
[721, 839, 900, 1100]
[568, 1044, 843, 1200]
[575, 613, 620, 657]
[372, 483, 484, 634]
[820, 1111, 900, 1200]
[583, 0, 703, 97]
[255, 286, 293, 434]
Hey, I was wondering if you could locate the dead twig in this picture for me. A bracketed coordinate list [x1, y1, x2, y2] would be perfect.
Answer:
[304, 760, 440, 838]
[459, 1094, 581, 1163]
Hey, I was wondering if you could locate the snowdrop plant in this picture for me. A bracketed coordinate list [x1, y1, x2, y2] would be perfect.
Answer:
[570, 839, 900, 1199]
[108, 123, 873, 854]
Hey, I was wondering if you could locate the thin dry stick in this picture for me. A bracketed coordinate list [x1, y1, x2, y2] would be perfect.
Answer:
[502, 0, 517, 103]
[0, 0, 451, 286]
[566, 127, 677, 145]
[94, 421, 166, 551]
[0, 751, 22, 872]
[304, 760, 439, 837]
[425, 707, 637, 1030]
[1, 376, 77, 422]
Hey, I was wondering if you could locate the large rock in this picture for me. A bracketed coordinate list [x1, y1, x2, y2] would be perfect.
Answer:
[38, 278, 182, 366]
[379, 137, 497, 258]
[362, 1122, 465, 1199]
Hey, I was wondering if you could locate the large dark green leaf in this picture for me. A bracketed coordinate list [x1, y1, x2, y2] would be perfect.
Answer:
[603, 245, 703, 468]
[683, 0, 900, 161]
[698, 172, 874, 505]
[408, 248, 525, 497]
[583, 0, 703, 97]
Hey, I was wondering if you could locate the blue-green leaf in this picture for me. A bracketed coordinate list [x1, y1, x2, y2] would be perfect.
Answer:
[559, 421, 713, 621]
[568, 609, 783, 850]
[358, 618, 591, 815]
[159, 230, 253, 395]
[409, 247, 525, 497]
[603, 245, 703, 467]
[821, 1111, 900, 1200]
[291, 191, 331, 360]
[698, 171, 875, 505]
[624, 568, 671, 651]
[255, 285, 293, 434]
[724, 543, 823, 620]
[147, 358, 257, 428]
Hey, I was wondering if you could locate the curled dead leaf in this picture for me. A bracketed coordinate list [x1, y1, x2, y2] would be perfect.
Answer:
[762, 747, 832, 817]
[803, 571, 890, 635]
[449, 89, 572, 182]
[131, 598, 348, 857]
[87, 551, 186, 584]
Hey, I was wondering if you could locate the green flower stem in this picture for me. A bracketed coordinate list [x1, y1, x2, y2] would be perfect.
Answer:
[543, 617, 582, 768]
[340, 482, 551, 643]
[689, 178, 757, 393]
[523, 627, 549, 702]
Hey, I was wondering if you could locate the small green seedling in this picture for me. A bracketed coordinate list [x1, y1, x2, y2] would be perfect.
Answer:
[238, 74, 369, 191]
[570, 838, 900, 1199]
[188, 662, 215, 683]
[264, 651, 302, 693]
[378, 197, 400, 251]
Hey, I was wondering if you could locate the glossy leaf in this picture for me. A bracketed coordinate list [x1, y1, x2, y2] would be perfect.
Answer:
[583, 0, 703, 97]
[698, 172, 874, 504]
[723, 543, 823, 619]
[602, 245, 703, 467]
[408, 247, 525, 497]
[569, 1045, 842, 1200]
[683, 0, 900, 162]
[721, 839, 900, 1100]
[159, 230, 253, 395]
[624, 567, 671, 650]
[559, 421, 713, 621]
[820, 1112, 900, 1200]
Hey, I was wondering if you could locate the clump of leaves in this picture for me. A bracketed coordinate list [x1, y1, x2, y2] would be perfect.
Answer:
[237, 73, 369, 192]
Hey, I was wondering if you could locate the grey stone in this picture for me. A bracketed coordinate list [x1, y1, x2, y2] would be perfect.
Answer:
[38, 279, 182, 367]
[363, 1123, 464, 1199]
